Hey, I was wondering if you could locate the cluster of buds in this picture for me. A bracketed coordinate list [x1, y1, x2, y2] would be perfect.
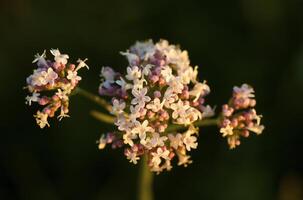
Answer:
[25, 49, 89, 128]
[219, 84, 264, 149]
[98, 39, 215, 173]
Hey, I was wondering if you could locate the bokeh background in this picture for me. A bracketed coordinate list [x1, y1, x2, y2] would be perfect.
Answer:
[1, 0, 303, 199]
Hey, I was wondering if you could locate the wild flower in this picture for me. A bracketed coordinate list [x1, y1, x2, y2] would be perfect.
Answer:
[25, 49, 88, 128]
[98, 39, 214, 173]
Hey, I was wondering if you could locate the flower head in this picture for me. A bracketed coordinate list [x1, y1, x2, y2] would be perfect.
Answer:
[219, 84, 264, 149]
[98, 39, 213, 173]
[25, 50, 88, 128]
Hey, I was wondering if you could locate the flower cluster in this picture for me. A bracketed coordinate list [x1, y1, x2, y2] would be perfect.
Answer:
[98, 39, 215, 173]
[219, 84, 264, 149]
[25, 49, 88, 128]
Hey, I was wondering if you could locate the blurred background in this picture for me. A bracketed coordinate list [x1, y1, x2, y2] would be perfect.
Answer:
[1, 0, 303, 199]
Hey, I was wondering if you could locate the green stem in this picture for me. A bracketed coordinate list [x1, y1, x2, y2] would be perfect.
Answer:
[165, 118, 219, 133]
[75, 87, 112, 113]
[138, 155, 154, 200]
[90, 110, 115, 124]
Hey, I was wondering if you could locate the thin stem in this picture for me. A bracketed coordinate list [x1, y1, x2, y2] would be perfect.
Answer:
[138, 155, 154, 200]
[90, 110, 115, 124]
[74, 87, 112, 113]
[165, 118, 219, 133]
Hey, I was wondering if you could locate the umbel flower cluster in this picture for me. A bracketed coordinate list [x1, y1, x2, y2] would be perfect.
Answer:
[219, 84, 264, 149]
[98, 39, 216, 173]
[25, 49, 88, 128]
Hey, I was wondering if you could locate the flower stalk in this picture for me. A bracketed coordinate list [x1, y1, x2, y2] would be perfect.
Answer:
[138, 155, 154, 200]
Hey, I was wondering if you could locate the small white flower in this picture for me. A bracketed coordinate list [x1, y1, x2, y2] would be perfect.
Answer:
[111, 99, 126, 115]
[133, 78, 147, 90]
[146, 98, 164, 112]
[132, 120, 154, 142]
[56, 89, 68, 100]
[126, 66, 141, 81]
[120, 51, 139, 65]
[170, 100, 190, 119]
[189, 81, 210, 102]
[76, 58, 89, 70]
[131, 88, 151, 107]
[25, 92, 40, 106]
[50, 49, 69, 65]
[32, 50, 48, 66]
[125, 149, 140, 164]
[220, 124, 234, 137]
[123, 132, 136, 146]
[34, 111, 49, 128]
[161, 65, 173, 82]
[44, 68, 58, 86]
[167, 77, 184, 94]
[142, 64, 153, 76]
[201, 105, 215, 118]
[67, 70, 82, 83]
[183, 132, 198, 151]
[168, 133, 183, 149]
[233, 84, 255, 98]
[57, 106, 70, 121]
[149, 132, 167, 148]
[151, 147, 170, 166]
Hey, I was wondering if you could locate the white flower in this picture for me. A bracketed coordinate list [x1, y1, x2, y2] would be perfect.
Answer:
[115, 114, 131, 132]
[161, 65, 173, 82]
[167, 77, 184, 94]
[142, 64, 153, 76]
[32, 50, 48, 67]
[76, 58, 89, 70]
[34, 111, 49, 128]
[131, 88, 151, 106]
[176, 107, 202, 125]
[25, 92, 40, 106]
[67, 70, 82, 83]
[189, 81, 210, 102]
[170, 100, 190, 119]
[178, 66, 198, 84]
[201, 105, 215, 118]
[120, 51, 139, 65]
[148, 132, 167, 148]
[111, 99, 126, 115]
[123, 132, 136, 146]
[177, 153, 192, 167]
[220, 124, 234, 137]
[57, 106, 70, 121]
[133, 78, 147, 90]
[125, 149, 140, 164]
[44, 68, 58, 86]
[126, 66, 141, 81]
[132, 120, 154, 142]
[56, 89, 68, 100]
[98, 134, 107, 150]
[233, 84, 255, 98]
[50, 49, 69, 65]
[146, 98, 164, 112]
[168, 133, 183, 149]
[183, 132, 198, 151]
[151, 147, 170, 166]
[130, 40, 155, 60]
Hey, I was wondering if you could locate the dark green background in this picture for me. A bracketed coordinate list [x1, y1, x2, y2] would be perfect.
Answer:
[1, 0, 303, 199]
